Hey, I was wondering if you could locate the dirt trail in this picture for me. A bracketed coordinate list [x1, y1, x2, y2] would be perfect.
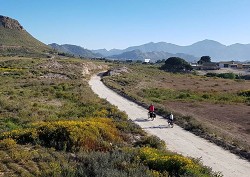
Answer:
[89, 74, 250, 177]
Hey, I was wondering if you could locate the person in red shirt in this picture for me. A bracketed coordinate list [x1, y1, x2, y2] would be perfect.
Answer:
[148, 104, 155, 112]
[148, 104, 155, 119]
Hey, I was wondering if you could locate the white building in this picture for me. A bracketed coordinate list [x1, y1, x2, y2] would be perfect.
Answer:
[219, 61, 237, 68]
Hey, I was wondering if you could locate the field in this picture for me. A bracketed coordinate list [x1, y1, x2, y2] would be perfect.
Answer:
[0, 57, 220, 177]
[102, 64, 250, 159]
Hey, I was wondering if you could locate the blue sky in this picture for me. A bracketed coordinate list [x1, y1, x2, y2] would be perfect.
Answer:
[1, 0, 250, 50]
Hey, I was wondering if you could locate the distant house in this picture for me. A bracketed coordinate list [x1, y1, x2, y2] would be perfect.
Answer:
[190, 62, 198, 67]
[144, 59, 150, 63]
[219, 61, 238, 68]
[242, 63, 250, 69]
[218, 61, 250, 69]
[192, 62, 219, 70]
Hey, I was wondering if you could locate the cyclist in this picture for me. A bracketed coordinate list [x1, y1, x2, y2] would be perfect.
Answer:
[148, 104, 155, 118]
[168, 112, 174, 127]
[169, 112, 174, 121]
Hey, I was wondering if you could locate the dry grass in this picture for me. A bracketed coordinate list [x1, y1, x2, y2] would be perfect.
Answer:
[102, 64, 250, 155]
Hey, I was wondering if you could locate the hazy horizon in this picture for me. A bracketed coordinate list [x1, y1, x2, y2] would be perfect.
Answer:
[1, 0, 250, 50]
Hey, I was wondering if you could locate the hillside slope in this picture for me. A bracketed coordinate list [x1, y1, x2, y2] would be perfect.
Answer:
[49, 43, 102, 58]
[0, 15, 52, 56]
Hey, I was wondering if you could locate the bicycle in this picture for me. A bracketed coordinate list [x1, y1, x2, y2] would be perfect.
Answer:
[148, 111, 156, 121]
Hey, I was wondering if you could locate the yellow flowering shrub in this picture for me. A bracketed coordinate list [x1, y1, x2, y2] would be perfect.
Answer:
[0, 68, 23, 71]
[0, 138, 17, 149]
[138, 147, 214, 177]
[93, 109, 109, 117]
[0, 118, 122, 152]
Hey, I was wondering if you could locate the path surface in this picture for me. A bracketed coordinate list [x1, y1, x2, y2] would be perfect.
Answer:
[89, 74, 250, 177]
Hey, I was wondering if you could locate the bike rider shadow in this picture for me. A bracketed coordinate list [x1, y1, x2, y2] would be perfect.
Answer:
[133, 118, 173, 129]
[134, 118, 149, 122]
[143, 124, 170, 129]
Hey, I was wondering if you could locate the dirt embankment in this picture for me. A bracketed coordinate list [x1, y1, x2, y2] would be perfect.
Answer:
[82, 62, 108, 76]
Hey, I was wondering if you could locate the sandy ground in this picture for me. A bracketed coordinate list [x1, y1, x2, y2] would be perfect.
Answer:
[89, 75, 250, 177]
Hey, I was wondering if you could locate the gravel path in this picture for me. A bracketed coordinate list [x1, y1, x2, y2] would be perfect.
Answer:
[89, 74, 250, 177]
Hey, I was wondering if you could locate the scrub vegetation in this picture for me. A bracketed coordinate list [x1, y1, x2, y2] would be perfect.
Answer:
[0, 57, 221, 176]
[102, 63, 250, 160]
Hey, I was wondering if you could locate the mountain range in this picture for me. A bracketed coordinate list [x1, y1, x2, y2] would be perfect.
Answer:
[1, 15, 249, 62]
[49, 43, 197, 62]
[49, 40, 250, 62]
[92, 40, 250, 62]
[109, 49, 197, 62]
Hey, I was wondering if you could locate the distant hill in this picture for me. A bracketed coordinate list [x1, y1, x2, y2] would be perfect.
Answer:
[49, 43, 102, 58]
[92, 40, 250, 61]
[0, 15, 52, 56]
[109, 49, 197, 62]
[92, 48, 122, 56]
[110, 50, 144, 60]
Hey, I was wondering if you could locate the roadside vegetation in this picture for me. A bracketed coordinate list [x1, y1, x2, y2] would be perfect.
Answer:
[0, 57, 220, 176]
[205, 72, 250, 80]
[102, 63, 250, 160]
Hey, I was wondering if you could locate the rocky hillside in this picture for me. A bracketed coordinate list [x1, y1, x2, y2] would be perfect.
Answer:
[0, 15, 24, 30]
[0, 15, 52, 57]
[49, 43, 103, 58]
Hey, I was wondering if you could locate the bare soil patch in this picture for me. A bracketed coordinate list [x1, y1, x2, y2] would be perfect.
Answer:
[163, 101, 250, 148]
[156, 74, 250, 93]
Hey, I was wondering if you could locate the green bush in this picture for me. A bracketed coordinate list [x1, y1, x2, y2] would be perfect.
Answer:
[238, 90, 250, 97]
[134, 135, 166, 150]
[177, 92, 191, 99]
[202, 94, 211, 99]
[218, 73, 236, 79]
[71, 150, 154, 177]
[206, 72, 237, 79]
[205, 73, 217, 77]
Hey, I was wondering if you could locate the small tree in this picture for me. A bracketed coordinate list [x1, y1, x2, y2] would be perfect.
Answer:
[136, 60, 143, 63]
[161, 57, 192, 72]
[156, 59, 166, 64]
[198, 56, 211, 64]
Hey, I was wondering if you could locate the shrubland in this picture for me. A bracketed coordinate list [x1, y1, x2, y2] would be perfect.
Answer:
[0, 57, 220, 176]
